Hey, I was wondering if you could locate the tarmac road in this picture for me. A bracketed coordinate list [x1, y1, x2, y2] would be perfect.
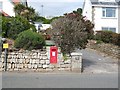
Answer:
[1, 72, 118, 88]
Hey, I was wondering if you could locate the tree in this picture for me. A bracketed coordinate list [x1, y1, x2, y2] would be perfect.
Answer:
[14, 4, 37, 21]
[33, 15, 46, 22]
[33, 16, 61, 24]
[50, 12, 94, 54]
[73, 8, 82, 15]
[2, 16, 36, 39]
[14, 4, 25, 15]
[0, 15, 3, 36]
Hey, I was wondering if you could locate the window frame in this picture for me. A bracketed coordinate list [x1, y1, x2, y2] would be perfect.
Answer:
[102, 27, 116, 32]
[102, 7, 116, 18]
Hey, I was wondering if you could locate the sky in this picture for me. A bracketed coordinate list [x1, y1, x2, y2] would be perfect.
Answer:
[27, 0, 84, 17]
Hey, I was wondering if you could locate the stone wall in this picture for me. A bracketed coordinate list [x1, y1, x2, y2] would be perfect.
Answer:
[0, 49, 82, 72]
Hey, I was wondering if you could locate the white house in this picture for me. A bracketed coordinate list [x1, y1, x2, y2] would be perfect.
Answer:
[0, 0, 27, 17]
[83, 0, 120, 33]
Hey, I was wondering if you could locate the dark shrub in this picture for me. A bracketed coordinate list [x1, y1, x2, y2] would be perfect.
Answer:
[114, 33, 120, 46]
[111, 33, 118, 45]
[94, 31, 101, 41]
[2, 16, 37, 40]
[95, 31, 113, 43]
[14, 30, 45, 50]
[95, 31, 120, 46]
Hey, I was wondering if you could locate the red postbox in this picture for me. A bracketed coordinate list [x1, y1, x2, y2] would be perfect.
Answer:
[50, 46, 58, 64]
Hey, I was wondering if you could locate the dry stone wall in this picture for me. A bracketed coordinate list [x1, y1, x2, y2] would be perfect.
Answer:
[0, 49, 82, 72]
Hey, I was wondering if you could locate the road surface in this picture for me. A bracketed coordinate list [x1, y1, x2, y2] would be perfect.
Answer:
[1, 72, 118, 88]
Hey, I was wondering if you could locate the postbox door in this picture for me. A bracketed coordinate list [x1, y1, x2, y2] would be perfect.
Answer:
[52, 51, 56, 62]
[50, 47, 57, 63]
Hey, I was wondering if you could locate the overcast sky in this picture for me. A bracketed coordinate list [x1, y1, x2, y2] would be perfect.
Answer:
[27, 0, 84, 17]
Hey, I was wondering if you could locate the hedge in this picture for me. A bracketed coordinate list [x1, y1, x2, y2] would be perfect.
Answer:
[95, 31, 120, 46]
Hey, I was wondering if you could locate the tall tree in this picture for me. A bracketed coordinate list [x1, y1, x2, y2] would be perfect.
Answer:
[50, 12, 94, 54]
[14, 4, 37, 21]
[73, 8, 82, 15]
[14, 4, 25, 15]
[2, 16, 36, 39]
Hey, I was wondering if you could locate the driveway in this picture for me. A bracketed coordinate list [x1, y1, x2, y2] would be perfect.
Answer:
[76, 48, 118, 73]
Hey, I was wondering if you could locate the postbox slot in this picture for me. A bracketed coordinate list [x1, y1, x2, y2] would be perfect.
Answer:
[52, 49, 56, 51]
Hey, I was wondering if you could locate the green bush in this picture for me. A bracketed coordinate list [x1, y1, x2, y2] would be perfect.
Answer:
[96, 40, 103, 44]
[95, 31, 120, 46]
[95, 31, 113, 43]
[14, 30, 45, 50]
[63, 54, 68, 61]
[112, 33, 120, 45]
[118, 34, 120, 46]
[2, 16, 37, 40]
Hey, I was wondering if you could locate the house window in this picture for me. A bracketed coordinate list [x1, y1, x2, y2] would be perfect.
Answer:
[102, 7, 116, 17]
[102, 27, 116, 32]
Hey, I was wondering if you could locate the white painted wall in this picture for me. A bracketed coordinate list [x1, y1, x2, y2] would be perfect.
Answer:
[93, 6, 118, 33]
[82, 0, 92, 21]
[0, 0, 15, 16]
[118, 6, 120, 33]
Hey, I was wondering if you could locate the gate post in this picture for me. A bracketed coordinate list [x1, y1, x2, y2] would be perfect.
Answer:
[71, 52, 82, 73]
